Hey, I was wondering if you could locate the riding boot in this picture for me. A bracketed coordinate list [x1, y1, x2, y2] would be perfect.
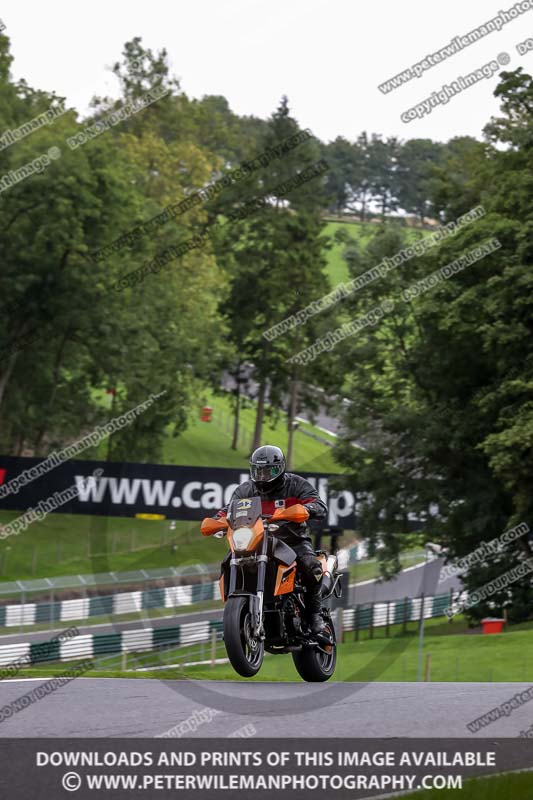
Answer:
[306, 576, 325, 634]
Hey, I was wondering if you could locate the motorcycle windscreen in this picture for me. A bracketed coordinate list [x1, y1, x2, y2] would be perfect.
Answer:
[228, 496, 262, 528]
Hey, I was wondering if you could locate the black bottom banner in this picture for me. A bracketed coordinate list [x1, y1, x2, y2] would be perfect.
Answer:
[0, 738, 532, 799]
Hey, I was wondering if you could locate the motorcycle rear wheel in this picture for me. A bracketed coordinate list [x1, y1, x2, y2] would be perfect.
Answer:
[292, 619, 336, 682]
[223, 596, 264, 677]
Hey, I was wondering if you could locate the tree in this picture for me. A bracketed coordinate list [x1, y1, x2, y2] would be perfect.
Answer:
[429, 136, 489, 220]
[368, 134, 400, 219]
[396, 138, 444, 224]
[323, 136, 357, 214]
[0, 35, 229, 461]
[331, 68, 533, 622]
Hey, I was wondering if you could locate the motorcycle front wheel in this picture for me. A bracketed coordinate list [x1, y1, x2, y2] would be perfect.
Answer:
[223, 596, 264, 677]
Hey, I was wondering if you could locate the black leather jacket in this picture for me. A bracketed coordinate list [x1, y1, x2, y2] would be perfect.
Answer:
[217, 472, 328, 544]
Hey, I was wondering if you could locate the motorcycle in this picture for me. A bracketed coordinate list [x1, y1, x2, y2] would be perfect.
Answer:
[201, 495, 342, 682]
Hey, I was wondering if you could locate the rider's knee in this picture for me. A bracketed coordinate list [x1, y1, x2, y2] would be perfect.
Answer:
[299, 554, 322, 582]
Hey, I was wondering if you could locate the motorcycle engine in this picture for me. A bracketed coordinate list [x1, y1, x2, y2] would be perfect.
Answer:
[284, 596, 302, 635]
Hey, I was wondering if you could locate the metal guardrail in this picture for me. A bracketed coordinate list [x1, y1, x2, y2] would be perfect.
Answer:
[0, 564, 218, 597]
[0, 580, 221, 629]
[0, 591, 467, 670]
[0, 553, 433, 633]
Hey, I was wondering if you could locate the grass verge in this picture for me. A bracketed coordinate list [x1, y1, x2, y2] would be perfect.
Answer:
[400, 771, 533, 799]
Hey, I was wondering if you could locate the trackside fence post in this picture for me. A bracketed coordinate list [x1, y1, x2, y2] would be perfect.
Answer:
[336, 607, 344, 644]
[210, 628, 217, 666]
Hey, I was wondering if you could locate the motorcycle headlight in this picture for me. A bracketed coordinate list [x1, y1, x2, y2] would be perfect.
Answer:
[233, 527, 254, 551]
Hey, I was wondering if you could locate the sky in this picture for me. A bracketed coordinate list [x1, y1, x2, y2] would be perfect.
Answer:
[1, 0, 532, 144]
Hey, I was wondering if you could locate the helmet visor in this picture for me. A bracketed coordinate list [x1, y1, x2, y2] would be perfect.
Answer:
[250, 462, 284, 483]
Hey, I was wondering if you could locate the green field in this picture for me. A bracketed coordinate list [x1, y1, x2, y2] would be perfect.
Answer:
[162, 389, 339, 472]
[402, 772, 533, 799]
[16, 615, 533, 684]
[323, 218, 424, 286]
[169, 617, 533, 683]
[323, 220, 376, 285]
[0, 386, 341, 581]
[0, 512, 228, 582]
[15, 615, 531, 682]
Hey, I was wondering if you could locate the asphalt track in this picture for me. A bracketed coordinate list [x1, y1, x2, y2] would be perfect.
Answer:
[349, 557, 462, 605]
[0, 678, 528, 737]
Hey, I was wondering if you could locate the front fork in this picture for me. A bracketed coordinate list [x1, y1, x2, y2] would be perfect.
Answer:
[228, 532, 268, 640]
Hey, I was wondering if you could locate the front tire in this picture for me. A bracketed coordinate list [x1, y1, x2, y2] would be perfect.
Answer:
[223, 596, 264, 677]
[292, 618, 336, 682]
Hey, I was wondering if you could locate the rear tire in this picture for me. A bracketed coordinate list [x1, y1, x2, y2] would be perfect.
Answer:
[223, 596, 264, 677]
[292, 618, 336, 682]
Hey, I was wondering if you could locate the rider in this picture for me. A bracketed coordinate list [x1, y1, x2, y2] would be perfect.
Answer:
[216, 445, 328, 634]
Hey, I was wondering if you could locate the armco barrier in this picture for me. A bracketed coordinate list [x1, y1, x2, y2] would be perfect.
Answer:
[0, 580, 221, 628]
[342, 590, 468, 636]
[0, 590, 469, 669]
[0, 620, 223, 668]
[0, 565, 219, 599]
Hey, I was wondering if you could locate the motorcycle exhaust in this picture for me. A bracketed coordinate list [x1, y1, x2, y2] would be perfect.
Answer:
[320, 554, 338, 598]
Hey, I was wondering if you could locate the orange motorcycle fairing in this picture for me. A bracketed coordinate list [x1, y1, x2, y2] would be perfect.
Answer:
[201, 517, 229, 536]
[271, 503, 309, 524]
[274, 563, 297, 596]
[227, 517, 264, 553]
